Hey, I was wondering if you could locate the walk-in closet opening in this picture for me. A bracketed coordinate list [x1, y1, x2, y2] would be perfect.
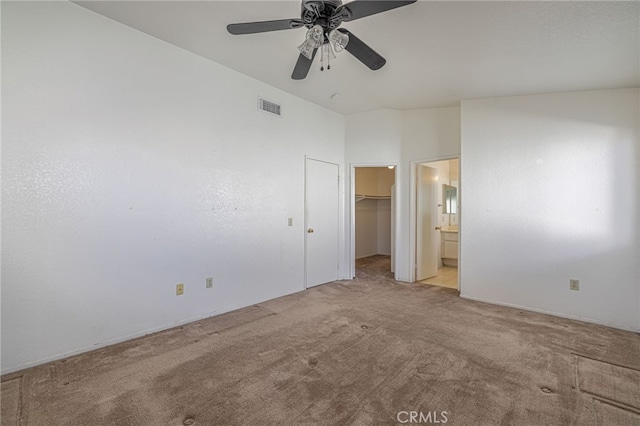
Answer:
[353, 166, 396, 279]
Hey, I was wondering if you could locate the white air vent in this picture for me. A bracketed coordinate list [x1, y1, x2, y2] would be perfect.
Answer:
[258, 97, 282, 117]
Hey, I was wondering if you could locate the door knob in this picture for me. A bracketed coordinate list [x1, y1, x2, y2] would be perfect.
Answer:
[435, 226, 442, 230]
[307, 228, 314, 233]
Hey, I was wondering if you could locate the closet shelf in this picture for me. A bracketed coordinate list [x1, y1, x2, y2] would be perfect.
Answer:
[355, 194, 391, 202]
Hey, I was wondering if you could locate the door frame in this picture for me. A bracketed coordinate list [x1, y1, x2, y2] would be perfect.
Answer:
[409, 156, 461, 286]
[349, 163, 399, 280]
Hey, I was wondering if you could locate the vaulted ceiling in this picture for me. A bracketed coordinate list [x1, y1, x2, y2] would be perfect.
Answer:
[75, 1, 639, 115]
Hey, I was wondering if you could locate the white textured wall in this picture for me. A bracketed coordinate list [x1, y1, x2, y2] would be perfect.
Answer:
[1, 2, 345, 373]
[345, 110, 403, 164]
[460, 89, 640, 331]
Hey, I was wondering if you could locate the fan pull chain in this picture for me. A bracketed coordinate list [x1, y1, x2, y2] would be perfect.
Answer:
[320, 44, 333, 72]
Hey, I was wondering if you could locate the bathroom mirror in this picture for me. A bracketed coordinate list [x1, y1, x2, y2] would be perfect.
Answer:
[443, 184, 457, 214]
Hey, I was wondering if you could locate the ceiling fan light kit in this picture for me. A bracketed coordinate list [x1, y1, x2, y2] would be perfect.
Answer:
[298, 25, 324, 59]
[328, 29, 349, 52]
[227, 0, 417, 80]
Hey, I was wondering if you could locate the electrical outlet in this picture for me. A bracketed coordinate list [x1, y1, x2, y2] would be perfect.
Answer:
[176, 283, 184, 295]
[206, 277, 213, 289]
[569, 279, 579, 291]
[288, 218, 293, 227]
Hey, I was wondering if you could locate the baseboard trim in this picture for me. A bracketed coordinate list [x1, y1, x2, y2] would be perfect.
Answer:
[459, 293, 639, 333]
[1, 289, 305, 376]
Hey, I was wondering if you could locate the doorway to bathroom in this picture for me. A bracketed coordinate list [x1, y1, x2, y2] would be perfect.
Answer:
[414, 158, 459, 290]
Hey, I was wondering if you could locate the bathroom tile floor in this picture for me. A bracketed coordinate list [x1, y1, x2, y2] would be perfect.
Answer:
[420, 266, 458, 290]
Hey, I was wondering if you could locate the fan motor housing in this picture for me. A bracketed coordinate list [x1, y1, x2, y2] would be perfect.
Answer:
[301, 0, 344, 31]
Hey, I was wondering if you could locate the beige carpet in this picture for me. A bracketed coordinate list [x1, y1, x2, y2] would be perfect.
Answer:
[2, 255, 639, 425]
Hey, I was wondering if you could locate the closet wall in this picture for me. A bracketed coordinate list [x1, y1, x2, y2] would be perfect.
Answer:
[355, 167, 395, 259]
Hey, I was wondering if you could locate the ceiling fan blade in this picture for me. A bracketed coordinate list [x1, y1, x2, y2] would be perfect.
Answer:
[337, 29, 386, 70]
[292, 49, 318, 80]
[227, 19, 304, 35]
[336, 0, 417, 22]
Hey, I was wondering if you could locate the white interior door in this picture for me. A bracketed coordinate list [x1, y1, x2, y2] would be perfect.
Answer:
[305, 158, 339, 288]
[416, 164, 439, 281]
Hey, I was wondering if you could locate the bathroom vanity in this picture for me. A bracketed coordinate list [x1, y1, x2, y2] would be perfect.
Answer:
[441, 229, 458, 266]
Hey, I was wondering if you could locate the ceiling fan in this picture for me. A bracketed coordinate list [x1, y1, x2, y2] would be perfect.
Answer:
[227, 0, 417, 80]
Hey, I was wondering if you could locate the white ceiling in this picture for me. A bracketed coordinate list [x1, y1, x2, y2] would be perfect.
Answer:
[75, 0, 639, 115]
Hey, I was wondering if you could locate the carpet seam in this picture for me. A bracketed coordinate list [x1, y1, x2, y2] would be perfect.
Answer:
[572, 353, 640, 414]
[573, 355, 580, 392]
[0, 376, 25, 426]
[18, 375, 24, 426]
[589, 395, 640, 415]
[4, 375, 26, 426]
[571, 352, 640, 372]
